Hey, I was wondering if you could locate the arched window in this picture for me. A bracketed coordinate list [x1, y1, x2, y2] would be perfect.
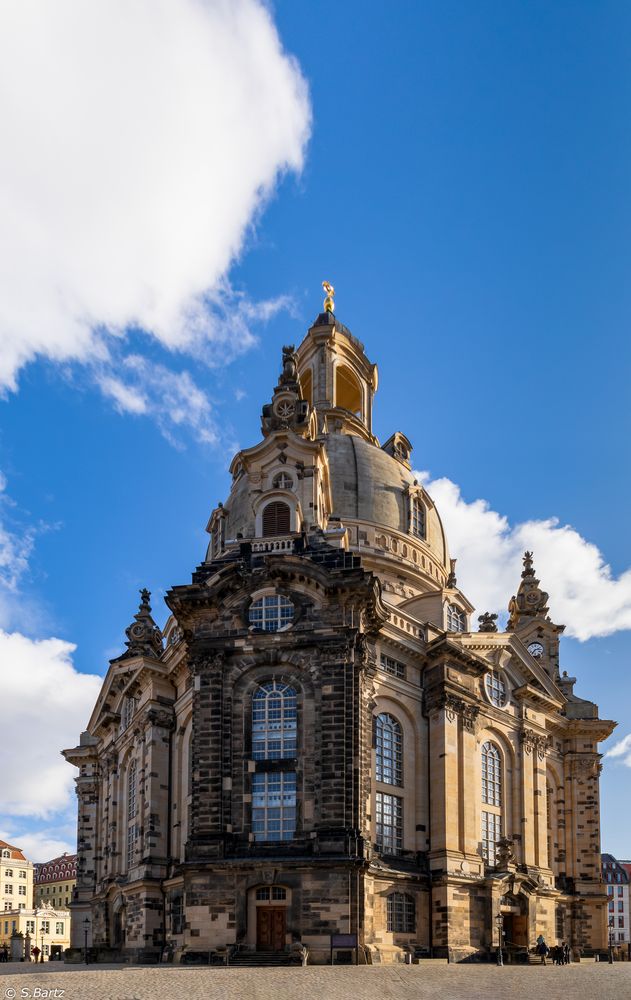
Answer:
[481, 741, 502, 866]
[262, 501, 291, 537]
[251, 681, 298, 842]
[335, 364, 362, 416]
[375, 713, 403, 786]
[272, 472, 294, 490]
[249, 595, 294, 632]
[387, 892, 416, 933]
[299, 368, 312, 407]
[411, 497, 425, 539]
[252, 681, 297, 760]
[447, 604, 466, 632]
[127, 759, 138, 869]
[121, 696, 136, 732]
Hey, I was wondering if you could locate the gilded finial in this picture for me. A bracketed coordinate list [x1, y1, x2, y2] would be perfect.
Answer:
[322, 280, 335, 313]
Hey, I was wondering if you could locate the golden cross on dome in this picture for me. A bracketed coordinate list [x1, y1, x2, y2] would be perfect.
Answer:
[322, 280, 335, 313]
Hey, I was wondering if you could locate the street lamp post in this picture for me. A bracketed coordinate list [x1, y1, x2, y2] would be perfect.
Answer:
[83, 917, 90, 966]
[608, 922, 614, 965]
[496, 913, 504, 967]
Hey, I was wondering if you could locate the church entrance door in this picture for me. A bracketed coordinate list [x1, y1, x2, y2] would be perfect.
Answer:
[257, 907, 286, 951]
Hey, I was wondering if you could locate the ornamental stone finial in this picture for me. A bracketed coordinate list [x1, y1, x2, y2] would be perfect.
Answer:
[322, 280, 335, 313]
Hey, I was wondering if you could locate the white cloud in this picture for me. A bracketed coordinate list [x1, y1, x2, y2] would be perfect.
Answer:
[0, 0, 310, 392]
[0, 630, 101, 819]
[418, 471, 631, 642]
[0, 827, 76, 865]
[606, 733, 631, 768]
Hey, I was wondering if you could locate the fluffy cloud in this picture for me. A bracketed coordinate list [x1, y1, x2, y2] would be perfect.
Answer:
[0, 828, 77, 865]
[0, 0, 310, 400]
[0, 630, 101, 819]
[606, 733, 631, 769]
[418, 471, 631, 642]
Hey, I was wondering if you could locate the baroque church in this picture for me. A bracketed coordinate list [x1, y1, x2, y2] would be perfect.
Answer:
[64, 289, 615, 964]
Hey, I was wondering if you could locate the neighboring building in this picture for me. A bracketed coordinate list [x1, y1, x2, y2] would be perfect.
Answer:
[64, 294, 616, 964]
[0, 906, 70, 960]
[34, 854, 77, 911]
[0, 839, 34, 914]
[602, 854, 630, 945]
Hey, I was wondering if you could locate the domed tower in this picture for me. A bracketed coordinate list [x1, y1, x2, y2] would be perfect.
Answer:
[207, 293, 472, 636]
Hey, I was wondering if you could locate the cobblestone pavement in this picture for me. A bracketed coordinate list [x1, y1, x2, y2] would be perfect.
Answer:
[0, 962, 630, 1000]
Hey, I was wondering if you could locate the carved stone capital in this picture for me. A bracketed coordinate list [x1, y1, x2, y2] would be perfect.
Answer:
[521, 728, 552, 759]
[145, 707, 175, 732]
[429, 692, 480, 732]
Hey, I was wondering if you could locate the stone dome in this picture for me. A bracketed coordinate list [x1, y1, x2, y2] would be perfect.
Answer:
[325, 432, 450, 571]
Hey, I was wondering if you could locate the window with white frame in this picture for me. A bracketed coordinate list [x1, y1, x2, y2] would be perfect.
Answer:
[446, 604, 466, 632]
[379, 653, 406, 679]
[375, 713, 403, 786]
[18, 871, 26, 879]
[18, 885, 26, 896]
[4, 869, 12, 878]
[482, 742, 502, 807]
[376, 791, 403, 855]
[481, 741, 502, 865]
[411, 496, 426, 539]
[485, 671, 507, 708]
[4, 885, 12, 894]
[249, 594, 294, 632]
[55, 922, 64, 934]
[26, 920, 35, 934]
[127, 759, 138, 868]
[272, 472, 294, 490]
[482, 811, 502, 866]
[251, 772, 296, 841]
[252, 682, 297, 760]
[41, 921, 50, 934]
[121, 696, 137, 732]
[387, 892, 416, 932]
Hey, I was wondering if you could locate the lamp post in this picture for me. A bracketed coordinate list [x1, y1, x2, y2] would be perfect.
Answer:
[608, 921, 614, 964]
[496, 913, 504, 967]
[83, 917, 90, 966]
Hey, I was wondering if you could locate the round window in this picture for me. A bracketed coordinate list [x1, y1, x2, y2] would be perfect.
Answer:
[249, 595, 294, 632]
[485, 670, 507, 708]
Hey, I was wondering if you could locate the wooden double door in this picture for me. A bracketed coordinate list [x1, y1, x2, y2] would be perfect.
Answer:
[256, 906, 286, 951]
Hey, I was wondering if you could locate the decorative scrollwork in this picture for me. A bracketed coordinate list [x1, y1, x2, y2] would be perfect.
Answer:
[520, 728, 552, 759]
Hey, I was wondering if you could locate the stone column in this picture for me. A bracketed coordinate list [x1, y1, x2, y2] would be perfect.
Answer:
[519, 731, 536, 866]
[459, 707, 480, 858]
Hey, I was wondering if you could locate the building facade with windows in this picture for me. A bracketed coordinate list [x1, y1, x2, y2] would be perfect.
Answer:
[602, 854, 630, 947]
[64, 302, 615, 963]
[0, 840, 34, 915]
[0, 906, 70, 960]
[34, 854, 77, 912]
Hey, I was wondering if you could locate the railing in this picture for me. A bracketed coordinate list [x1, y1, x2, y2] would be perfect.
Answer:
[251, 537, 295, 554]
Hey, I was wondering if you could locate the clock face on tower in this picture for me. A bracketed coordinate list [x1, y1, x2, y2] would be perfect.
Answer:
[527, 641, 544, 659]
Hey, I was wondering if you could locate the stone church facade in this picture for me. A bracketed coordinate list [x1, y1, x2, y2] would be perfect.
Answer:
[64, 299, 615, 964]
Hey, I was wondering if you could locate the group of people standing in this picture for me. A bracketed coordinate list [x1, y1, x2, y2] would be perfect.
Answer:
[536, 935, 571, 965]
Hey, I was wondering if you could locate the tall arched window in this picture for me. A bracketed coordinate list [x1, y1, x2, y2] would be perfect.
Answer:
[262, 501, 291, 537]
[335, 364, 362, 416]
[375, 713, 403, 786]
[251, 681, 298, 842]
[481, 741, 502, 865]
[127, 759, 138, 869]
[252, 681, 297, 760]
[387, 892, 416, 933]
[411, 497, 426, 539]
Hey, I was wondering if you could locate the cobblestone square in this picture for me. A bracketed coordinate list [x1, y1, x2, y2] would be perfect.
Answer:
[1, 962, 630, 1000]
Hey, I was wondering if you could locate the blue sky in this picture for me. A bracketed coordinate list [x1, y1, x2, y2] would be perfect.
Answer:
[0, 0, 630, 860]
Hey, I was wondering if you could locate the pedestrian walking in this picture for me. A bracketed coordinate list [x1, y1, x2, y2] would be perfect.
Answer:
[563, 942, 570, 964]
[536, 934, 549, 965]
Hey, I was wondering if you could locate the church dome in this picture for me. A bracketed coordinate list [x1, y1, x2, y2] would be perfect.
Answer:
[325, 432, 450, 572]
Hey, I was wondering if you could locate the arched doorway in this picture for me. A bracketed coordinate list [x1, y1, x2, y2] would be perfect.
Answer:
[247, 885, 290, 952]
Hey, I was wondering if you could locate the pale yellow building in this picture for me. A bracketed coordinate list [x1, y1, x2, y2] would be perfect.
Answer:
[0, 905, 70, 961]
[0, 839, 33, 915]
[35, 853, 77, 911]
